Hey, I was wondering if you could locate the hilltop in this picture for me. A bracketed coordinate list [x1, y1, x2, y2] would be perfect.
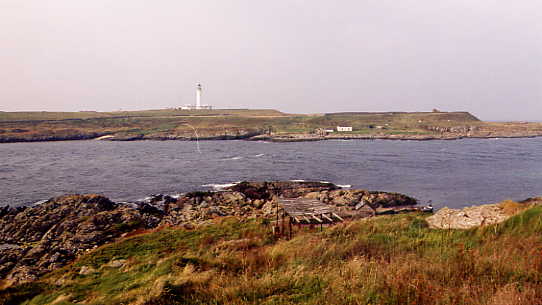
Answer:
[1, 109, 541, 143]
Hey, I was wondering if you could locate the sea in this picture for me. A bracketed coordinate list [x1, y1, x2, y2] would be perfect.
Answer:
[1, 138, 542, 209]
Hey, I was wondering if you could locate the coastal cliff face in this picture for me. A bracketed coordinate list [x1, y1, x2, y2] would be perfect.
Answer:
[0, 181, 419, 287]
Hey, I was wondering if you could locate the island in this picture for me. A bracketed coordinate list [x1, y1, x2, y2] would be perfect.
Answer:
[1, 109, 542, 143]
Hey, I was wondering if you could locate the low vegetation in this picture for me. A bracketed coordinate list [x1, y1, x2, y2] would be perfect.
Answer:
[2, 204, 542, 305]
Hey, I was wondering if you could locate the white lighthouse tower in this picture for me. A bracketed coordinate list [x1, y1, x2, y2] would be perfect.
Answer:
[196, 83, 202, 109]
[179, 83, 212, 110]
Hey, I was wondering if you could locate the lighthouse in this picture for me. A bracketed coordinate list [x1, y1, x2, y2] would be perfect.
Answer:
[179, 83, 212, 110]
[196, 83, 202, 109]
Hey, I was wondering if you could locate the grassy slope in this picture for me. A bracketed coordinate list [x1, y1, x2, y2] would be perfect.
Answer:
[0, 109, 287, 122]
[3, 205, 542, 305]
[0, 110, 482, 141]
[298, 112, 482, 136]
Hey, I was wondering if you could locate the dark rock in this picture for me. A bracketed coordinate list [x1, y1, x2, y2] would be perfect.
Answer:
[0, 194, 160, 286]
[227, 181, 338, 200]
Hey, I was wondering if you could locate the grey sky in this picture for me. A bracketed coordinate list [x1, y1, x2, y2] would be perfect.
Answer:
[1, 0, 541, 120]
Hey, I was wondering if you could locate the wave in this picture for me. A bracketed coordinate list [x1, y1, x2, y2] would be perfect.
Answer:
[255, 154, 265, 157]
[337, 184, 352, 188]
[202, 182, 241, 191]
[32, 199, 49, 206]
[222, 156, 243, 161]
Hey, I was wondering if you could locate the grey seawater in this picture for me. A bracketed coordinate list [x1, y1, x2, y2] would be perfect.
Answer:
[1, 138, 542, 209]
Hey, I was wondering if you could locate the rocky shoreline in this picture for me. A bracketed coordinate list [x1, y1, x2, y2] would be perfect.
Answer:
[2, 131, 542, 144]
[0, 181, 425, 287]
[248, 133, 542, 142]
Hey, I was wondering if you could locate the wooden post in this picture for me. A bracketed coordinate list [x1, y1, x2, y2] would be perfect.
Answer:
[281, 211, 285, 235]
[289, 217, 292, 239]
[276, 200, 279, 224]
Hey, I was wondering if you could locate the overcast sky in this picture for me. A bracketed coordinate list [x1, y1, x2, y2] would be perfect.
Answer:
[1, 1, 541, 120]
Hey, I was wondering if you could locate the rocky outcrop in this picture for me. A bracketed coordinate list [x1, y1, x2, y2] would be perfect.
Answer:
[426, 199, 541, 229]
[0, 181, 421, 286]
[158, 182, 421, 226]
[0, 195, 160, 285]
[159, 181, 339, 226]
[228, 181, 339, 200]
[305, 189, 417, 208]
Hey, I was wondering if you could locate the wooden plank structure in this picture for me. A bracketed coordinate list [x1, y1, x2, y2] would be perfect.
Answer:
[273, 198, 345, 238]
[280, 198, 344, 224]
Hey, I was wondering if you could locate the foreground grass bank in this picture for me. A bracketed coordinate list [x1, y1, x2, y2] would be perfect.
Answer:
[2, 206, 542, 305]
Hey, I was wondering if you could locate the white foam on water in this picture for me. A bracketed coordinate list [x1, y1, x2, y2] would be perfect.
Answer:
[222, 156, 243, 160]
[202, 182, 240, 191]
[32, 199, 49, 206]
[337, 184, 352, 188]
[255, 154, 265, 157]
[289, 179, 306, 182]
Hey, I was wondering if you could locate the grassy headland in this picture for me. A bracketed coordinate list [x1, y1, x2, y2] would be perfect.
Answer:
[2, 109, 541, 143]
[3, 204, 542, 305]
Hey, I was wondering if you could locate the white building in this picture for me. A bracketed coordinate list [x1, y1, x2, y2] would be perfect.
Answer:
[180, 104, 213, 110]
[337, 126, 353, 132]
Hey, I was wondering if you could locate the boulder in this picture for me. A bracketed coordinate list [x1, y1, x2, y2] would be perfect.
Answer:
[426, 200, 533, 229]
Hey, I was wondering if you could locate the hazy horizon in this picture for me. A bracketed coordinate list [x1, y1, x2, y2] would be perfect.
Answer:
[1, 1, 541, 121]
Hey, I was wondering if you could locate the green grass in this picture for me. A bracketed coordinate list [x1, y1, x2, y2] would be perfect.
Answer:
[2, 206, 542, 305]
[0, 109, 287, 122]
